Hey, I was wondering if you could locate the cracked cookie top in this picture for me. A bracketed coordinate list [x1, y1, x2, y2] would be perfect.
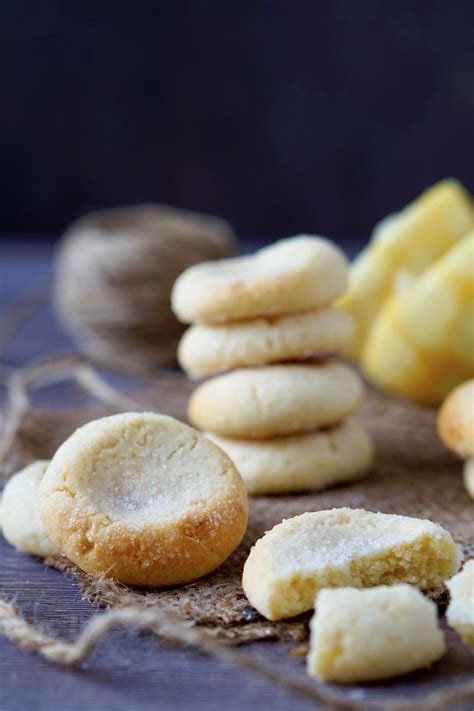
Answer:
[40, 412, 248, 586]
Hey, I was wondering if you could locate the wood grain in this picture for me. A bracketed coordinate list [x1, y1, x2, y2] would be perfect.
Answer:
[1, 240, 473, 711]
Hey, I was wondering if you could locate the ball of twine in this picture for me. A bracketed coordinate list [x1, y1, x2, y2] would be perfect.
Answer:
[54, 204, 236, 371]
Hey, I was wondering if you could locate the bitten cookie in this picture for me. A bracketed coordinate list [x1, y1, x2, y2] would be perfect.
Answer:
[40, 412, 248, 586]
[307, 585, 446, 683]
[171, 235, 349, 324]
[242, 508, 461, 620]
[178, 307, 355, 378]
[207, 418, 373, 495]
[0, 461, 60, 557]
[446, 561, 474, 647]
[188, 362, 363, 439]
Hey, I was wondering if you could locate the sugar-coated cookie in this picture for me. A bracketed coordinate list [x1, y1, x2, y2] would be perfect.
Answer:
[339, 179, 472, 357]
[463, 458, 474, 499]
[206, 418, 373, 495]
[0, 461, 60, 557]
[171, 236, 349, 324]
[446, 560, 474, 647]
[178, 307, 355, 378]
[242, 508, 461, 620]
[188, 362, 362, 439]
[307, 585, 446, 683]
[437, 379, 474, 459]
[40, 412, 248, 586]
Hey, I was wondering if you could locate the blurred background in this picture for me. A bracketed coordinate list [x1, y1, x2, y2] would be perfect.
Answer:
[1, 1, 473, 243]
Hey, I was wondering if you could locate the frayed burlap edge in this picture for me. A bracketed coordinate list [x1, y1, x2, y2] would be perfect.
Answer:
[44, 553, 309, 643]
[1, 355, 474, 711]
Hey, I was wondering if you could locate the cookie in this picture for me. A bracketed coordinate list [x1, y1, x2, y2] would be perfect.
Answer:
[206, 418, 373, 495]
[40, 412, 248, 586]
[0, 461, 60, 557]
[362, 232, 474, 404]
[178, 307, 355, 378]
[463, 459, 474, 499]
[171, 236, 349, 324]
[446, 560, 474, 647]
[437, 379, 474, 459]
[339, 179, 472, 357]
[307, 585, 445, 683]
[242, 508, 461, 620]
[438, 380, 474, 499]
[188, 362, 363, 439]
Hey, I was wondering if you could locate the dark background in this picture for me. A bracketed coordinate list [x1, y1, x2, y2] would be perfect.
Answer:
[1, 1, 473, 242]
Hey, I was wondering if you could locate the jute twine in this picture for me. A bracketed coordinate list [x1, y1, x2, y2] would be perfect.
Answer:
[53, 203, 236, 370]
[1, 355, 473, 709]
[0, 353, 142, 478]
[0, 292, 473, 708]
[1, 596, 473, 711]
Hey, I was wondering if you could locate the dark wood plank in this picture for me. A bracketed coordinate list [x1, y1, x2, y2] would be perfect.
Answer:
[1, 238, 473, 711]
[1, 537, 325, 711]
[0, 239, 317, 711]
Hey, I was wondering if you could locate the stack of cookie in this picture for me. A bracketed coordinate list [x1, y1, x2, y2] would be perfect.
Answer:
[172, 236, 373, 495]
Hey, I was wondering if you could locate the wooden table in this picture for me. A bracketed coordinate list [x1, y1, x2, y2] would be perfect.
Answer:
[1, 238, 472, 711]
[0, 238, 320, 711]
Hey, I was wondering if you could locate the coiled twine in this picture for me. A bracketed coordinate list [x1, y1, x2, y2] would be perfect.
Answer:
[54, 204, 235, 370]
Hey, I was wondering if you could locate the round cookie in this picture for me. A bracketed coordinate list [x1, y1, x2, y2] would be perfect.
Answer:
[446, 560, 474, 647]
[171, 235, 349, 324]
[463, 458, 474, 499]
[0, 461, 60, 557]
[178, 307, 355, 378]
[188, 362, 363, 439]
[207, 418, 373, 495]
[242, 508, 461, 620]
[437, 379, 474, 459]
[308, 585, 446, 683]
[40, 412, 248, 586]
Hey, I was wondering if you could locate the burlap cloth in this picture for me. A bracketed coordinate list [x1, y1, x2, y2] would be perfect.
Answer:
[4, 369, 473, 644]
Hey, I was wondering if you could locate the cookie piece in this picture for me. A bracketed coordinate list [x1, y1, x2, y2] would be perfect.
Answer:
[446, 561, 474, 647]
[362, 232, 474, 404]
[437, 379, 474, 459]
[339, 179, 472, 357]
[40, 412, 248, 586]
[307, 585, 446, 683]
[0, 461, 60, 557]
[242, 508, 461, 620]
[171, 236, 349, 324]
[178, 307, 355, 378]
[188, 362, 363, 439]
[207, 418, 373, 495]
[463, 459, 474, 499]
